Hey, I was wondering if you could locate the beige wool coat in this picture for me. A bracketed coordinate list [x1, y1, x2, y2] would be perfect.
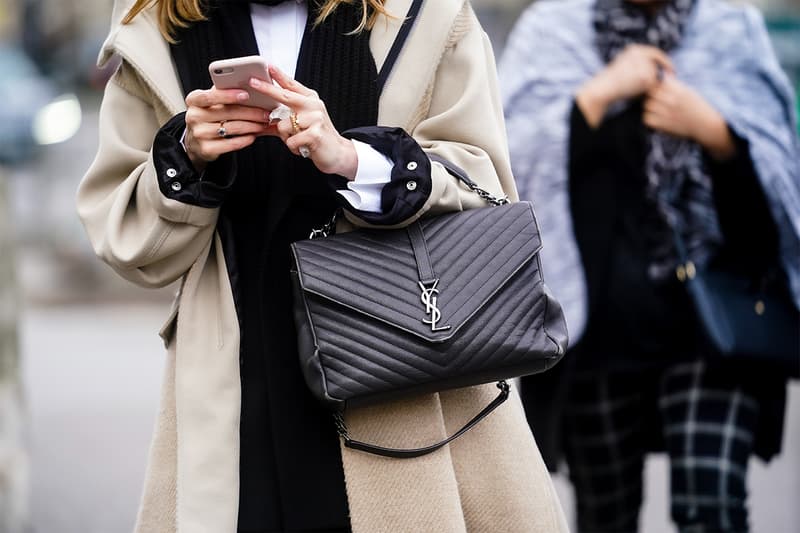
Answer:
[78, 0, 569, 531]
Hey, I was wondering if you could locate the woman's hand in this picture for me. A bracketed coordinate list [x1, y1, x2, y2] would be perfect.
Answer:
[576, 44, 674, 127]
[643, 75, 736, 160]
[183, 88, 273, 172]
[249, 65, 358, 180]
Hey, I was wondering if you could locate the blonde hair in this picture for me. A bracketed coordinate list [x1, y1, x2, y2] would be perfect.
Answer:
[122, 0, 390, 42]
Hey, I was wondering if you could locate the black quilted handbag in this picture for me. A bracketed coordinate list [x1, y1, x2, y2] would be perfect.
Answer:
[289, 170, 569, 458]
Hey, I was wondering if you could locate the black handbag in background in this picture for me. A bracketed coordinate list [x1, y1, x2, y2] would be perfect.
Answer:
[672, 230, 800, 378]
[290, 172, 568, 458]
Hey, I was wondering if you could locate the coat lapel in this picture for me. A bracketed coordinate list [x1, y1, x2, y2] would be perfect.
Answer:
[372, 0, 465, 129]
[100, 3, 186, 116]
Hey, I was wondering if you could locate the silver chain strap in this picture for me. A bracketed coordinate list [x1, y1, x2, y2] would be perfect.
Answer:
[308, 177, 509, 239]
[309, 210, 340, 240]
[462, 181, 510, 207]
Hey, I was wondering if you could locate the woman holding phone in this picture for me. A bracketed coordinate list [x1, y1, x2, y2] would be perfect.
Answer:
[78, 1, 567, 532]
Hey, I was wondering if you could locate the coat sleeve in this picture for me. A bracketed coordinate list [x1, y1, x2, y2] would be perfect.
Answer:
[343, 7, 516, 229]
[77, 63, 218, 288]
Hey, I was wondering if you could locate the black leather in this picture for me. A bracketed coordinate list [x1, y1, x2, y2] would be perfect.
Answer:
[339, 381, 510, 458]
[290, 201, 569, 413]
[407, 222, 437, 284]
[286, 0, 567, 457]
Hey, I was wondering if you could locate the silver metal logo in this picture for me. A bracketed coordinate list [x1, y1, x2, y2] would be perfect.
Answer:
[419, 280, 452, 332]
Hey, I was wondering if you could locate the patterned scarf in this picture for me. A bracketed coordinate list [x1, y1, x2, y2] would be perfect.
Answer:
[500, 0, 800, 341]
[594, 0, 722, 280]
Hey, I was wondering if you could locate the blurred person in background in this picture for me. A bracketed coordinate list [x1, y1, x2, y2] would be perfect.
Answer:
[500, 0, 800, 531]
[76, 0, 569, 532]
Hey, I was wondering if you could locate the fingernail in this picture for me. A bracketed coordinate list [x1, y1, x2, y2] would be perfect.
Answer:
[250, 78, 261, 88]
[237, 92, 249, 101]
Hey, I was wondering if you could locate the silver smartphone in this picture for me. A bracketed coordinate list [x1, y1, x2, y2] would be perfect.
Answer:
[209, 55, 280, 110]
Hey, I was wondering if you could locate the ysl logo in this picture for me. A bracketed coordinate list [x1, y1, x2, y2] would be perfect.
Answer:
[419, 279, 452, 332]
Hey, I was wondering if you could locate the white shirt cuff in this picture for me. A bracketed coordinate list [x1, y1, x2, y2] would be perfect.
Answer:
[336, 140, 394, 213]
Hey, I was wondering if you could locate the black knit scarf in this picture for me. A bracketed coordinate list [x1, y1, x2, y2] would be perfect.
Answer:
[169, 4, 380, 528]
[169, 0, 381, 310]
[169, 0, 382, 332]
[169, 0, 381, 348]
[170, 0, 379, 206]
[172, 0, 379, 127]
[594, 0, 722, 280]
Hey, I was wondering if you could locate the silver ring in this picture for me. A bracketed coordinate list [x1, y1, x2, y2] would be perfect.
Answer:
[299, 146, 311, 159]
[217, 121, 227, 138]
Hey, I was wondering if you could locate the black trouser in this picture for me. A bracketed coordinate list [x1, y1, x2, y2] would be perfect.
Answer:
[563, 360, 758, 533]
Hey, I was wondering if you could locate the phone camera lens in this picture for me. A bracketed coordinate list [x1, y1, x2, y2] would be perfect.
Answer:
[214, 69, 223, 75]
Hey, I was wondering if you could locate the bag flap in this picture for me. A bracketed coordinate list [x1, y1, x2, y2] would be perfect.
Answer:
[291, 202, 543, 343]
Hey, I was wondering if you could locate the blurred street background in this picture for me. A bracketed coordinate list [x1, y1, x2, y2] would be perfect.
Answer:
[0, 0, 798, 532]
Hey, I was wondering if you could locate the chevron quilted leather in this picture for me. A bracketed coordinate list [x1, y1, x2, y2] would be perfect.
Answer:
[291, 201, 568, 411]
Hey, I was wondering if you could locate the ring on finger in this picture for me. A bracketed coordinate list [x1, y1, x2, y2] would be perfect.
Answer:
[299, 145, 311, 159]
[217, 120, 228, 138]
[290, 111, 301, 135]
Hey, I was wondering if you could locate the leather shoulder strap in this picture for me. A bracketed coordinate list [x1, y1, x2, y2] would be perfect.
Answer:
[376, 0, 424, 94]
[336, 381, 510, 459]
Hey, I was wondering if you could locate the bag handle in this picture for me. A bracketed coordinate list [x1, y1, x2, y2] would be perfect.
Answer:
[334, 381, 510, 459]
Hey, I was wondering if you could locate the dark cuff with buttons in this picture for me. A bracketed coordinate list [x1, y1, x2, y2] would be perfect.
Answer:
[153, 112, 237, 208]
[341, 126, 432, 225]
